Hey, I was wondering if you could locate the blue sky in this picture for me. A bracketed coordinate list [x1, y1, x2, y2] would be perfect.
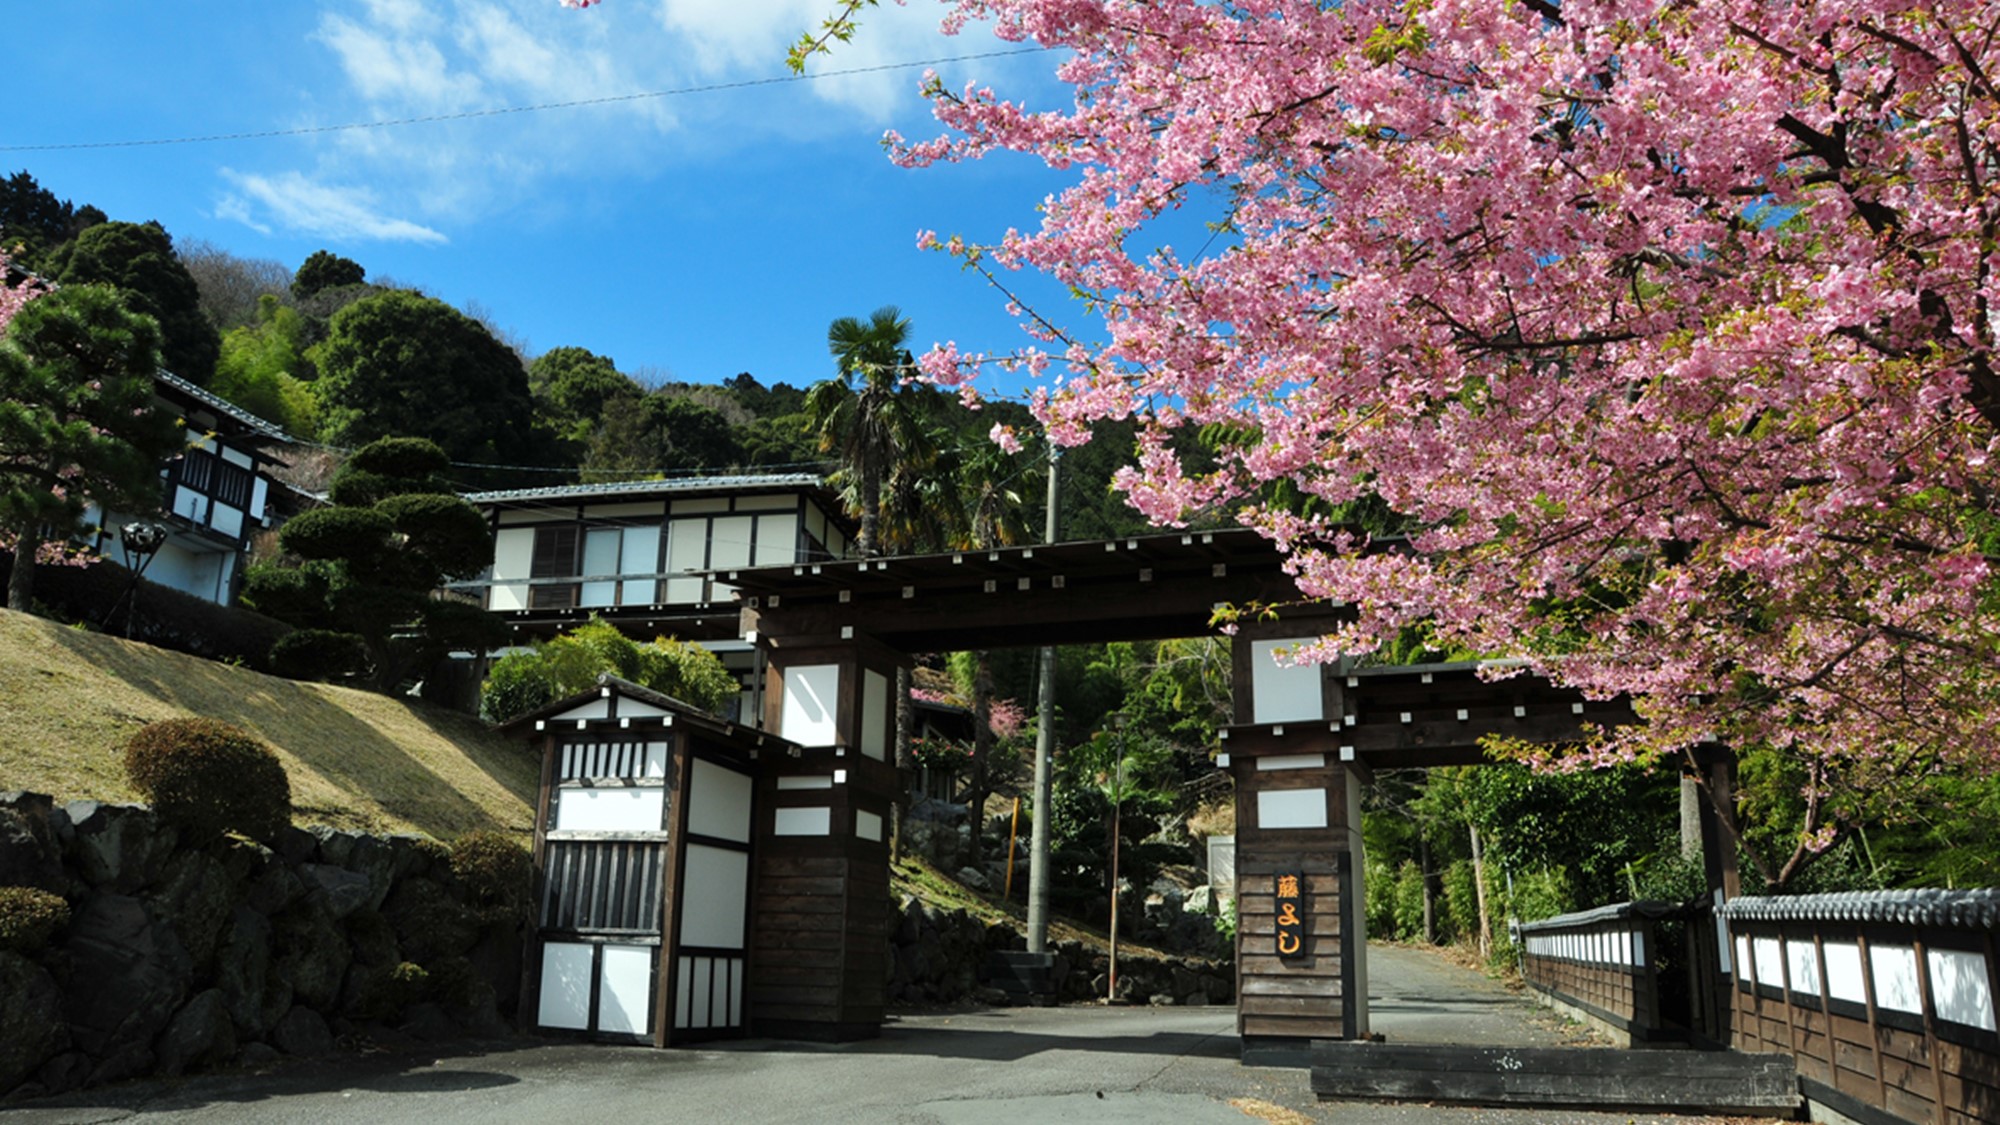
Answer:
[6, 0, 1080, 395]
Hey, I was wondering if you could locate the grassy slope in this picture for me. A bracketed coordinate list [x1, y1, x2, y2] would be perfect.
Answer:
[0, 609, 535, 840]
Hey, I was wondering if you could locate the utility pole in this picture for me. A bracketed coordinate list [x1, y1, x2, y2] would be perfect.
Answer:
[1026, 442, 1061, 954]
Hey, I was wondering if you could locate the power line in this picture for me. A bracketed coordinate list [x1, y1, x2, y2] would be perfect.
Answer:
[0, 48, 1047, 153]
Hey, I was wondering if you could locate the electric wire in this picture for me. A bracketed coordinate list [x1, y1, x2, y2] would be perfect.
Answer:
[0, 48, 1049, 153]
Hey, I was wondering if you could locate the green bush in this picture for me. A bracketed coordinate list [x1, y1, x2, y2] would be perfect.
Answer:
[479, 616, 737, 723]
[1391, 859, 1427, 942]
[1441, 858, 1480, 944]
[1363, 858, 1397, 939]
[0, 552, 292, 667]
[122, 717, 292, 844]
[267, 628, 369, 682]
[480, 651, 554, 722]
[0, 886, 70, 956]
[449, 830, 531, 926]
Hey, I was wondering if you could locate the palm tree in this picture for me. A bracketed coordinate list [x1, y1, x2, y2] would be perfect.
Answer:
[805, 306, 943, 863]
[804, 306, 937, 558]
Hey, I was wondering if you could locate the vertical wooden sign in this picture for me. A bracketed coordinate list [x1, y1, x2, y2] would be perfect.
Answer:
[1274, 868, 1306, 960]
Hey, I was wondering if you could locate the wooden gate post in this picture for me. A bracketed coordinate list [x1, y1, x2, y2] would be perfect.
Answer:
[1224, 618, 1363, 1063]
[749, 632, 905, 1040]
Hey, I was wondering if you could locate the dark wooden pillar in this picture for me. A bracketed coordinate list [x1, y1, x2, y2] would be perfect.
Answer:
[747, 633, 903, 1040]
[1224, 618, 1363, 1061]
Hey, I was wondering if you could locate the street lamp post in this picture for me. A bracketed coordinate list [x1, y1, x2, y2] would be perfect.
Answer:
[112, 522, 169, 639]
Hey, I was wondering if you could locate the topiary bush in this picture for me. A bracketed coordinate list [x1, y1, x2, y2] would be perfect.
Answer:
[448, 830, 531, 926]
[267, 628, 370, 682]
[122, 717, 292, 844]
[0, 886, 69, 957]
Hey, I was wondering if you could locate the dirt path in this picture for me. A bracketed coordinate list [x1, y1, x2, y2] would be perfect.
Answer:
[1362, 941, 1595, 1048]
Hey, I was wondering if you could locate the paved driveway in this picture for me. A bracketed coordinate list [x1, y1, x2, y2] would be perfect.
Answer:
[4, 946, 1778, 1125]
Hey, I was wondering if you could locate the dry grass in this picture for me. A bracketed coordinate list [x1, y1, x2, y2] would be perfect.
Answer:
[891, 852, 1185, 960]
[0, 609, 535, 841]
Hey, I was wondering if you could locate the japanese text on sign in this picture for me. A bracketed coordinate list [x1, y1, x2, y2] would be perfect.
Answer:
[1274, 869, 1306, 959]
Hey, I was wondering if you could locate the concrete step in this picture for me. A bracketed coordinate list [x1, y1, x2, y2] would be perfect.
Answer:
[1311, 1042, 1801, 1115]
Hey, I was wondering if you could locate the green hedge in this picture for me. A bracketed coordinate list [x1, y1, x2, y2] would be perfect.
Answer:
[1, 550, 292, 668]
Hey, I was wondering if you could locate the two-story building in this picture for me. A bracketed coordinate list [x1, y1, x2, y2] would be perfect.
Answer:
[83, 370, 296, 606]
[454, 474, 857, 722]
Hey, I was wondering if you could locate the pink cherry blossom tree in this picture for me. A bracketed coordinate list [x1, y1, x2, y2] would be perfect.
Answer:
[893, 0, 2000, 887]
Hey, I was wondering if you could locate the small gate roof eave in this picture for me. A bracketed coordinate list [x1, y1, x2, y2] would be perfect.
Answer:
[498, 673, 803, 757]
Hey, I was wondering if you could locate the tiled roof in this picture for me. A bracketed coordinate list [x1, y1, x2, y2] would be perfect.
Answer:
[155, 369, 293, 443]
[1720, 888, 2000, 929]
[464, 473, 829, 504]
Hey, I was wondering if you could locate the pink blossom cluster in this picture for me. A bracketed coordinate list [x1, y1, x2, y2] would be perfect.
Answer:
[899, 0, 2000, 840]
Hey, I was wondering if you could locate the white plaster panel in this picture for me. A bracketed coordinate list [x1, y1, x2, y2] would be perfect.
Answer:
[686, 759, 754, 844]
[1735, 935, 1752, 982]
[1872, 945, 1923, 1014]
[1255, 753, 1326, 772]
[552, 698, 612, 722]
[857, 810, 883, 841]
[755, 513, 798, 565]
[735, 493, 801, 512]
[776, 776, 834, 791]
[1251, 638, 1324, 724]
[552, 788, 665, 833]
[781, 665, 840, 747]
[249, 475, 268, 521]
[710, 516, 755, 569]
[690, 958, 712, 1028]
[211, 502, 244, 540]
[729, 959, 743, 1026]
[1788, 940, 1821, 996]
[619, 700, 670, 718]
[1824, 941, 1866, 1004]
[774, 807, 831, 836]
[596, 944, 653, 1035]
[1754, 936, 1784, 987]
[585, 501, 666, 519]
[861, 669, 888, 761]
[1257, 787, 1328, 830]
[672, 498, 730, 514]
[491, 528, 535, 611]
[172, 485, 206, 524]
[1929, 947, 1997, 1031]
[537, 942, 593, 1030]
[675, 957, 693, 1030]
[678, 845, 749, 949]
[220, 445, 253, 469]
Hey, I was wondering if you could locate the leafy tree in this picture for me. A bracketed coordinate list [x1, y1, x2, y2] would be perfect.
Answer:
[243, 437, 505, 691]
[291, 250, 366, 303]
[312, 290, 535, 466]
[47, 220, 219, 384]
[0, 284, 180, 611]
[480, 616, 737, 723]
[723, 372, 808, 419]
[903, 0, 2000, 887]
[179, 239, 293, 332]
[0, 170, 101, 265]
[212, 295, 319, 436]
[805, 306, 942, 558]
[528, 346, 638, 445]
[581, 391, 742, 480]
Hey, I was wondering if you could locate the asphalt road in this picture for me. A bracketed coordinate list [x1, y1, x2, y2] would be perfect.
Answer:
[3, 945, 1782, 1125]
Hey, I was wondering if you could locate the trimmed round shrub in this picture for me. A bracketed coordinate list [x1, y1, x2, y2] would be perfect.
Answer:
[268, 628, 369, 682]
[122, 718, 292, 844]
[448, 830, 531, 925]
[0, 887, 69, 956]
[480, 651, 553, 723]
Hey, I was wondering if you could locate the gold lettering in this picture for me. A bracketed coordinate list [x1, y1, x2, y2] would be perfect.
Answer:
[1278, 903, 1300, 926]
[1277, 874, 1300, 899]
[1277, 931, 1302, 956]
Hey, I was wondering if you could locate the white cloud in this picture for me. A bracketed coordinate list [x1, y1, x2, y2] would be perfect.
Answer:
[218, 170, 449, 244]
[215, 0, 1025, 241]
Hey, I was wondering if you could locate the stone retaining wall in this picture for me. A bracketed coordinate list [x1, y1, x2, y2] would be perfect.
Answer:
[885, 894, 1234, 1008]
[0, 792, 523, 1103]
